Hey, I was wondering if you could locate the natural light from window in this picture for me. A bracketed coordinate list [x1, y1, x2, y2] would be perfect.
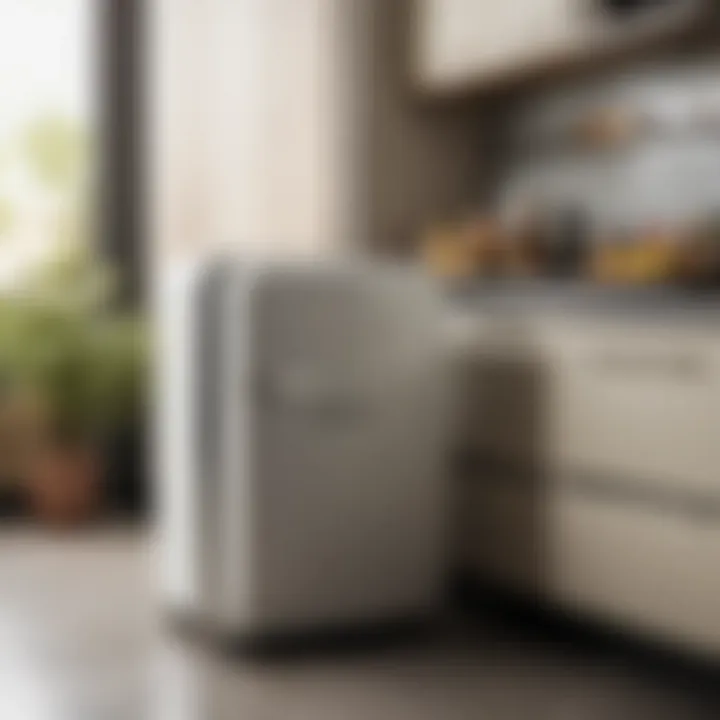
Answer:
[0, 0, 93, 286]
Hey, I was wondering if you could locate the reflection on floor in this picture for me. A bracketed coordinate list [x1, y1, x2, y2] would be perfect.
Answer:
[0, 527, 718, 719]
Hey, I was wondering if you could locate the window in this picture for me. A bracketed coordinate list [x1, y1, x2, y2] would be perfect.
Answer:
[0, 0, 93, 286]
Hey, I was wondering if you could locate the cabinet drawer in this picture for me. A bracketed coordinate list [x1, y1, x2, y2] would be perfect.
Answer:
[552, 492, 720, 655]
[547, 326, 720, 495]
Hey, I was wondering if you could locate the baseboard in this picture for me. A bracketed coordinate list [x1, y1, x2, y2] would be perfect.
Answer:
[452, 572, 720, 688]
[0, 486, 26, 520]
[164, 606, 443, 660]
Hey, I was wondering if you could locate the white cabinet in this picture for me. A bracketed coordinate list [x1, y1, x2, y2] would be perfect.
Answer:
[416, 0, 575, 88]
[553, 492, 720, 655]
[543, 321, 720, 497]
[415, 0, 706, 92]
[459, 311, 720, 655]
[540, 319, 720, 654]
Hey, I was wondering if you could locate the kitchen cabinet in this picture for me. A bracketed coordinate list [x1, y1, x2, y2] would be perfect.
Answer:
[415, 0, 707, 94]
[553, 490, 720, 655]
[457, 307, 720, 655]
[543, 320, 720, 497]
[416, 0, 574, 90]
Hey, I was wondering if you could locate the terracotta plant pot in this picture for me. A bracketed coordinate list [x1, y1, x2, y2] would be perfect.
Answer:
[27, 443, 102, 527]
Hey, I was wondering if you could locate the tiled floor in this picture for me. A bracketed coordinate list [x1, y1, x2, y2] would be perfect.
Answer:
[0, 526, 718, 719]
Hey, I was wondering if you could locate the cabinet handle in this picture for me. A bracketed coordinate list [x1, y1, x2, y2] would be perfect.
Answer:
[564, 471, 720, 523]
[593, 354, 706, 380]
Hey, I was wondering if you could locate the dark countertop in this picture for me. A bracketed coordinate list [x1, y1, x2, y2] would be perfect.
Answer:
[446, 279, 720, 325]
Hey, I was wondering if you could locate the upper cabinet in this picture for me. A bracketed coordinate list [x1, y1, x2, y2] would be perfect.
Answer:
[414, 0, 709, 95]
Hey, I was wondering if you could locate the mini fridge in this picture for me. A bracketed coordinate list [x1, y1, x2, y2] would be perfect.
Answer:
[156, 259, 451, 642]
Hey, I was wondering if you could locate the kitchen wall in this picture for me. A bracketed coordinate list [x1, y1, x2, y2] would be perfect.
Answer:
[148, 0, 490, 263]
[364, 0, 489, 256]
[497, 54, 720, 234]
[148, 0, 354, 261]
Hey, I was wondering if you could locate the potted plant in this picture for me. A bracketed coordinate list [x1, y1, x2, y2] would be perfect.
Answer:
[0, 247, 146, 526]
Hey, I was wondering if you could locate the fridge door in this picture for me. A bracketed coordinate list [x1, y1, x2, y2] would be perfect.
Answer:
[245, 266, 450, 630]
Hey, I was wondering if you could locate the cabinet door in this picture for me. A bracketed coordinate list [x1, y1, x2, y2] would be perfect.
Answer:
[416, 0, 569, 88]
[415, 0, 705, 92]
[553, 492, 720, 655]
[545, 323, 720, 496]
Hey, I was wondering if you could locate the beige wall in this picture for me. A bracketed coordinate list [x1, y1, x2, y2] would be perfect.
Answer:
[148, 0, 488, 264]
[149, 0, 364, 262]
[148, 0, 215, 261]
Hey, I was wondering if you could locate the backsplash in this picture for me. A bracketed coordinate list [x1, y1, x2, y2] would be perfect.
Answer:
[499, 55, 720, 235]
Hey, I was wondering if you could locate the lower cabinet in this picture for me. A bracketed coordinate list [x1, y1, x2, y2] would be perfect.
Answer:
[463, 475, 720, 655]
[552, 491, 720, 656]
[545, 321, 720, 498]
[460, 316, 720, 656]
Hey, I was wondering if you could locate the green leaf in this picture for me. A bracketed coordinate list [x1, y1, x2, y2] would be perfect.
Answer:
[0, 247, 146, 441]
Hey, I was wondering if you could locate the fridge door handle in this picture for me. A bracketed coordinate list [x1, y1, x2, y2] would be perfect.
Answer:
[257, 369, 365, 419]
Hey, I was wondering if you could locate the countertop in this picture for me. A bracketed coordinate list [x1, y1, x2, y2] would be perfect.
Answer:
[446, 279, 720, 326]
